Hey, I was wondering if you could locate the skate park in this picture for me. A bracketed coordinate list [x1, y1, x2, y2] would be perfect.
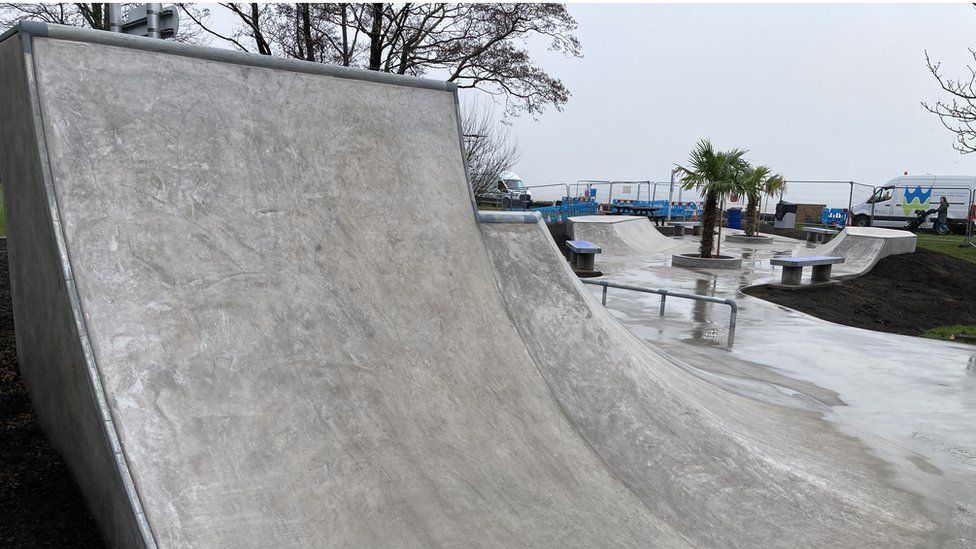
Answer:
[0, 12, 975, 549]
[567, 215, 975, 542]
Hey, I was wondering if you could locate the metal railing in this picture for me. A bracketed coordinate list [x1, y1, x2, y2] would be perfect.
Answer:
[524, 182, 572, 201]
[582, 279, 738, 347]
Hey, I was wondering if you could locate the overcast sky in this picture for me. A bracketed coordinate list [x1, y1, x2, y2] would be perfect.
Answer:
[202, 3, 976, 192]
[501, 3, 976, 189]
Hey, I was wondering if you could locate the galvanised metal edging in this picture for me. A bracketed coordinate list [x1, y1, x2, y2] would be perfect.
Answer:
[12, 20, 456, 92]
[476, 210, 543, 224]
[14, 28, 158, 547]
[582, 279, 738, 346]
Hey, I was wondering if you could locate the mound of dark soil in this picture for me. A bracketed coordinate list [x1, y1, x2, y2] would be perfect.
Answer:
[745, 248, 976, 336]
[0, 240, 103, 548]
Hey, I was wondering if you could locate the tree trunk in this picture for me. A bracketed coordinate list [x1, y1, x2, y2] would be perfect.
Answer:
[340, 4, 350, 66]
[699, 191, 718, 258]
[299, 3, 314, 61]
[250, 4, 272, 55]
[368, 3, 384, 71]
[743, 193, 758, 236]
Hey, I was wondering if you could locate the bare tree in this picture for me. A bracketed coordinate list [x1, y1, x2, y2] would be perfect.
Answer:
[179, 3, 581, 117]
[462, 100, 520, 198]
[923, 48, 976, 153]
[0, 3, 112, 29]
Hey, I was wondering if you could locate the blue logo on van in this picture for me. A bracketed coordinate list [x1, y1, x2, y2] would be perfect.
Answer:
[902, 186, 933, 215]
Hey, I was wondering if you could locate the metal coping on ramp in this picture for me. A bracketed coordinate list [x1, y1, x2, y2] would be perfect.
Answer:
[1, 21, 457, 92]
[476, 210, 543, 224]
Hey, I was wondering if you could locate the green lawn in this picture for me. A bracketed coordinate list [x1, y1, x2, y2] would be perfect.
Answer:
[922, 324, 976, 344]
[914, 233, 976, 264]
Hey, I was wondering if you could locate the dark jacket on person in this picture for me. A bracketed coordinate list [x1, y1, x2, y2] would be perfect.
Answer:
[937, 200, 949, 224]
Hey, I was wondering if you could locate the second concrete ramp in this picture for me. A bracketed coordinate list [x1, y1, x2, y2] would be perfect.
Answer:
[568, 215, 684, 255]
[800, 227, 917, 279]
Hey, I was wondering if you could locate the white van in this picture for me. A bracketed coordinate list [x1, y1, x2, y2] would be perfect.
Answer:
[480, 171, 532, 208]
[849, 175, 974, 232]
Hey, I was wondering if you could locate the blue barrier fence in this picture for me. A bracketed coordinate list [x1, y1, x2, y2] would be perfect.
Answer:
[821, 208, 848, 226]
[520, 197, 599, 223]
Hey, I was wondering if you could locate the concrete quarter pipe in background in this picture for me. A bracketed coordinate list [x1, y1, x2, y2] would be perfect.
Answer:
[0, 23, 945, 548]
[568, 215, 682, 255]
[800, 227, 917, 279]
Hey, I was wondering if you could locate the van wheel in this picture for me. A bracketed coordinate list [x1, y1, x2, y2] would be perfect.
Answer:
[502, 197, 512, 209]
[852, 215, 870, 227]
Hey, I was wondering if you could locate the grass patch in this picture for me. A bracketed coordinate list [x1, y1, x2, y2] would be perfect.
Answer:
[915, 233, 976, 264]
[922, 324, 976, 344]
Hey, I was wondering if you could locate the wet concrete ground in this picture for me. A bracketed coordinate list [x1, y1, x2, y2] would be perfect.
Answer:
[587, 230, 976, 536]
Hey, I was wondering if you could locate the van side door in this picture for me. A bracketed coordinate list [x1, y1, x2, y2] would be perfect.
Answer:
[867, 185, 896, 227]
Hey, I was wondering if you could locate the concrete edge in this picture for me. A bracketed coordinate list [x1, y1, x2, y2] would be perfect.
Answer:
[7, 20, 456, 92]
[18, 31, 158, 547]
[477, 210, 543, 224]
[0, 23, 18, 44]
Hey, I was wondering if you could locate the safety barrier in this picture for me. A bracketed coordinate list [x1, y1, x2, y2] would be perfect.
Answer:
[821, 208, 849, 226]
[527, 196, 599, 223]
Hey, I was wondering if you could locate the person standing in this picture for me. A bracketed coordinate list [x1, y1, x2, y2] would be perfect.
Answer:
[936, 196, 950, 234]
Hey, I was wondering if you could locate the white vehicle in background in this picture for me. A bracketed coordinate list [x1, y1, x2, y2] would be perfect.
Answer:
[480, 171, 533, 208]
[849, 175, 975, 232]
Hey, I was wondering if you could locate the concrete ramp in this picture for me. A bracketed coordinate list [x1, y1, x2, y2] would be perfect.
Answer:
[800, 227, 917, 279]
[0, 23, 938, 547]
[568, 215, 683, 254]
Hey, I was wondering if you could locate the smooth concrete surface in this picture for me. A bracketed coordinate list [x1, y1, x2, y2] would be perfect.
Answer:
[584, 231, 976, 547]
[0, 28, 967, 549]
[799, 227, 917, 279]
[568, 215, 685, 255]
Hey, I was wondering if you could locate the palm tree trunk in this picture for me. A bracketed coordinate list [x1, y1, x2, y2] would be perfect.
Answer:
[716, 198, 725, 256]
[743, 193, 758, 236]
[699, 191, 718, 258]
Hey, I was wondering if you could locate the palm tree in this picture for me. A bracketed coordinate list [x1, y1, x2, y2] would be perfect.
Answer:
[741, 165, 771, 237]
[754, 174, 786, 235]
[676, 140, 748, 258]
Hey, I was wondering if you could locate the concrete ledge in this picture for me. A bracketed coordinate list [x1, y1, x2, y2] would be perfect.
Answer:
[725, 234, 774, 244]
[671, 253, 743, 269]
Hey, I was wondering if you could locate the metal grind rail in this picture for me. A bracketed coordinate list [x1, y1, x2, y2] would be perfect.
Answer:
[581, 279, 738, 347]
